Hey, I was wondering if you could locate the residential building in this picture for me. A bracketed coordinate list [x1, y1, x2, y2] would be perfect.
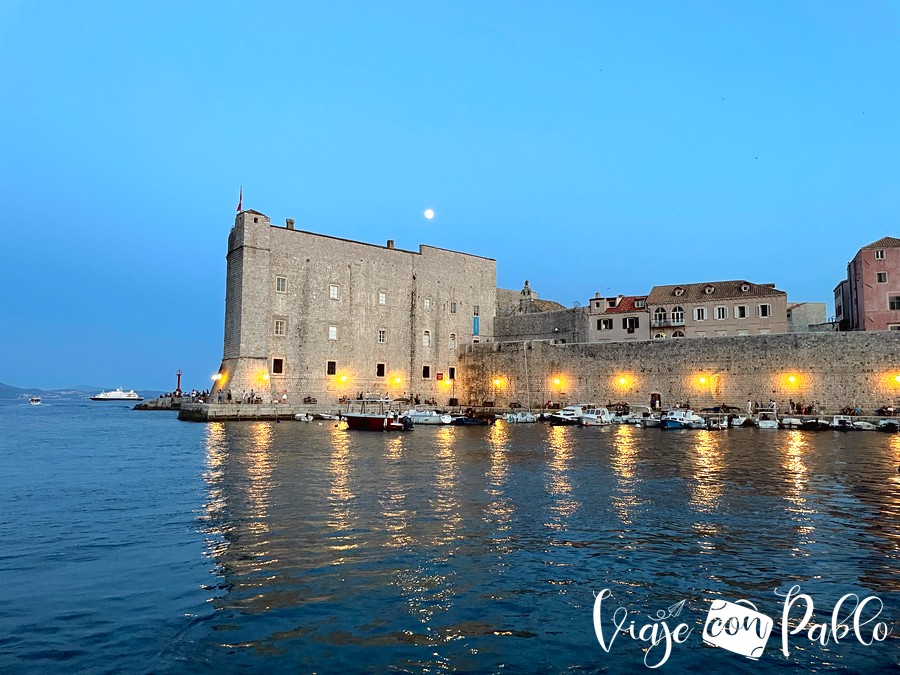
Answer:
[834, 279, 851, 331]
[587, 294, 650, 342]
[787, 302, 827, 332]
[645, 280, 789, 339]
[842, 236, 900, 331]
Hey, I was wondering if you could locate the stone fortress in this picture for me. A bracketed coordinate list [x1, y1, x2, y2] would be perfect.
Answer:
[211, 211, 900, 413]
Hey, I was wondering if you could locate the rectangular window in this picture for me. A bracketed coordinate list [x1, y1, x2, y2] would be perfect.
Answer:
[624, 317, 639, 331]
[449, 333, 457, 349]
[326, 361, 336, 375]
[599, 318, 613, 330]
[274, 319, 286, 336]
[422, 365, 431, 379]
[694, 307, 707, 321]
[757, 304, 772, 317]
[735, 305, 748, 319]
[272, 358, 284, 374]
[450, 301, 457, 314]
[378, 291, 386, 305]
[875, 249, 885, 260]
[889, 296, 900, 310]
[448, 367, 456, 380]
[635, 299, 645, 308]
[328, 325, 337, 341]
[378, 329, 386, 344]
[473, 305, 479, 316]
[423, 298, 432, 311]
[329, 284, 339, 300]
[877, 272, 888, 283]
[606, 299, 616, 308]
[376, 363, 385, 377]
[422, 331, 431, 347]
[715, 306, 728, 320]
[275, 276, 287, 293]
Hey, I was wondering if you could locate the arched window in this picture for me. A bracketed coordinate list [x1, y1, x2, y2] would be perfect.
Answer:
[671, 306, 684, 324]
[672, 330, 685, 338]
[422, 331, 431, 347]
[653, 307, 667, 327]
[653, 332, 666, 340]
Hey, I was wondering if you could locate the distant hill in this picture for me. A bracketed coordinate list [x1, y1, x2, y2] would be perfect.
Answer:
[0, 382, 166, 401]
[0, 381, 27, 399]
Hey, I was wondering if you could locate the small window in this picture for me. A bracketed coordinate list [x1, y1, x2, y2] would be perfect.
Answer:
[448, 367, 456, 380]
[889, 325, 900, 330]
[422, 331, 431, 347]
[449, 333, 457, 349]
[890, 296, 900, 311]
[450, 302, 457, 314]
[757, 304, 772, 318]
[715, 306, 728, 320]
[378, 291, 386, 305]
[672, 331, 685, 338]
[272, 358, 284, 374]
[735, 305, 748, 319]
[606, 299, 616, 308]
[422, 365, 431, 379]
[378, 329, 386, 344]
[274, 319, 286, 336]
[653, 332, 666, 340]
[875, 249, 885, 260]
[376, 363, 385, 378]
[473, 305, 480, 316]
[716, 330, 727, 337]
[326, 361, 336, 376]
[624, 317, 640, 330]
[877, 272, 888, 283]
[594, 302, 601, 308]
[694, 307, 707, 321]
[329, 284, 340, 300]
[423, 298, 432, 311]
[740, 283, 751, 292]
[674, 287, 684, 296]
[599, 318, 613, 330]
[328, 325, 338, 341]
[275, 276, 287, 293]
[635, 299, 645, 308]
[704, 285, 715, 295]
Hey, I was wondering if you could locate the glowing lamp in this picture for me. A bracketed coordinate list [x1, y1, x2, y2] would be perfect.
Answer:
[394, 377, 402, 385]
[340, 375, 347, 383]
[895, 374, 900, 383]
[699, 377, 707, 385]
[493, 378, 501, 386]
[788, 376, 796, 384]
[553, 378, 561, 386]
[262, 373, 270, 381]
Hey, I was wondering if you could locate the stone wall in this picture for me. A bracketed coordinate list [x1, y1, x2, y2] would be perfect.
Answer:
[457, 331, 900, 413]
[494, 307, 588, 344]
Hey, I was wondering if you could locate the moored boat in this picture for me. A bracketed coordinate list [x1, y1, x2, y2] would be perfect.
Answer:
[91, 388, 144, 401]
[780, 417, 802, 429]
[876, 419, 900, 433]
[755, 411, 779, 429]
[549, 404, 594, 426]
[659, 409, 706, 429]
[831, 415, 856, 431]
[505, 411, 537, 423]
[405, 409, 452, 425]
[852, 420, 877, 431]
[581, 407, 612, 426]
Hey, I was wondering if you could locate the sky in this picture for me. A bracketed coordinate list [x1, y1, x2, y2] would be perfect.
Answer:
[2, 1, 899, 390]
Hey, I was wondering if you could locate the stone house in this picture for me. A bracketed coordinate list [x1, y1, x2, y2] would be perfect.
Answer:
[840, 236, 900, 331]
[586, 294, 650, 342]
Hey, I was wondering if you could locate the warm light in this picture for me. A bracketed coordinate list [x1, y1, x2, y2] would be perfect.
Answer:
[895, 374, 900, 383]
[262, 373, 270, 380]
[788, 376, 796, 384]
[394, 377, 402, 385]
[212, 373, 222, 381]
[619, 377, 627, 385]
[699, 377, 707, 385]
[553, 378, 561, 386]
[493, 378, 501, 386]
[340, 375, 347, 382]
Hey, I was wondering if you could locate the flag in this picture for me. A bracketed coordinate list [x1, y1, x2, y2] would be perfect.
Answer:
[236, 186, 242, 212]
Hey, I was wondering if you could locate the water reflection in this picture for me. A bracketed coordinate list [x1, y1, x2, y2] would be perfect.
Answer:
[544, 426, 579, 530]
[610, 424, 641, 525]
[689, 431, 723, 514]
[327, 429, 356, 557]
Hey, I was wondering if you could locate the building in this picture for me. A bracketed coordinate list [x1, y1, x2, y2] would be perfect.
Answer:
[787, 302, 827, 332]
[841, 237, 900, 331]
[494, 281, 583, 343]
[212, 210, 496, 403]
[645, 280, 789, 339]
[834, 279, 851, 331]
[587, 294, 650, 342]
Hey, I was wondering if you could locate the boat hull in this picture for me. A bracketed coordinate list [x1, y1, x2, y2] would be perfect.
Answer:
[344, 414, 390, 431]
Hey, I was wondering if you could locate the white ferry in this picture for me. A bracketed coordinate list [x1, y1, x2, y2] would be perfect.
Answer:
[29, 396, 42, 405]
[90, 388, 144, 401]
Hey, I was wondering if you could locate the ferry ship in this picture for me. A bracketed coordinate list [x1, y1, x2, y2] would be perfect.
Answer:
[90, 388, 144, 401]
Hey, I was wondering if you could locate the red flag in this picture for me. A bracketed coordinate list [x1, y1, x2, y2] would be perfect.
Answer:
[236, 186, 242, 212]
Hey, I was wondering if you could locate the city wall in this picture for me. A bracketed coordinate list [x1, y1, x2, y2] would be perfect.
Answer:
[457, 331, 900, 412]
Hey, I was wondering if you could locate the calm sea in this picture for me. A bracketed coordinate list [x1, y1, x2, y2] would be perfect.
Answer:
[0, 399, 897, 673]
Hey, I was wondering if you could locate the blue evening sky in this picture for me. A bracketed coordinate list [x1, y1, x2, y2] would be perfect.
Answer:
[2, 1, 899, 390]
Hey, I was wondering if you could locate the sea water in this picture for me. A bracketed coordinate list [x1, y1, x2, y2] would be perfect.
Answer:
[0, 399, 897, 673]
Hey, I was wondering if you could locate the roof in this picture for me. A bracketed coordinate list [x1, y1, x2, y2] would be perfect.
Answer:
[646, 280, 786, 304]
[532, 298, 567, 312]
[604, 296, 648, 314]
[861, 236, 900, 249]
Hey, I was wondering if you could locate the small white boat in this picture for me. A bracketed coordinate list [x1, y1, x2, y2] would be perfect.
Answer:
[294, 412, 314, 422]
[755, 411, 779, 429]
[505, 411, 537, 423]
[659, 409, 706, 429]
[831, 415, 856, 431]
[549, 404, 595, 426]
[852, 420, 876, 431]
[29, 396, 41, 405]
[581, 407, 612, 426]
[780, 417, 802, 429]
[405, 409, 453, 425]
[91, 388, 144, 401]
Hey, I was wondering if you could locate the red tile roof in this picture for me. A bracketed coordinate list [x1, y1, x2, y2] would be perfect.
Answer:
[604, 296, 648, 314]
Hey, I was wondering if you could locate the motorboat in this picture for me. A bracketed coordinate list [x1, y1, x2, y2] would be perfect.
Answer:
[29, 396, 41, 405]
[581, 407, 612, 426]
[294, 412, 314, 422]
[876, 419, 900, 433]
[549, 404, 594, 426]
[702, 413, 729, 430]
[91, 388, 144, 401]
[452, 414, 493, 426]
[405, 409, 452, 425]
[852, 420, 876, 431]
[799, 418, 831, 431]
[780, 417, 802, 429]
[755, 411, 779, 430]
[344, 411, 413, 431]
[505, 411, 537, 423]
[659, 409, 706, 429]
[831, 415, 856, 431]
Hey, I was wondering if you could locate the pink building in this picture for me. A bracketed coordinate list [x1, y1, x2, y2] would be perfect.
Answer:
[844, 236, 900, 331]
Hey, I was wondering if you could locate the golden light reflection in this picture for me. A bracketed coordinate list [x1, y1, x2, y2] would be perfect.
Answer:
[545, 426, 578, 530]
[202, 422, 229, 562]
[245, 423, 274, 538]
[780, 432, 816, 551]
[610, 424, 641, 525]
[689, 431, 723, 514]
[485, 423, 512, 535]
[327, 427, 357, 557]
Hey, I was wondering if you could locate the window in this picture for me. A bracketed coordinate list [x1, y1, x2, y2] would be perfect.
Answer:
[326, 361, 336, 375]
[607, 299, 616, 308]
[877, 272, 888, 283]
[623, 317, 639, 332]
[450, 302, 457, 314]
[694, 307, 707, 321]
[328, 325, 337, 341]
[272, 358, 284, 374]
[378, 291, 386, 305]
[890, 296, 900, 311]
[672, 331, 685, 338]
[448, 367, 456, 380]
[875, 249, 885, 260]
[422, 365, 431, 379]
[715, 306, 728, 320]
[275, 276, 287, 293]
[671, 306, 684, 324]
[757, 304, 772, 317]
[449, 333, 457, 349]
[635, 299, 645, 308]
[473, 305, 480, 316]
[424, 298, 432, 311]
[674, 287, 684, 296]
[329, 284, 339, 300]
[598, 318, 613, 330]
[716, 330, 727, 337]
[376, 363, 385, 377]
[653, 307, 667, 325]
[378, 329, 386, 344]
[422, 331, 431, 347]
[274, 319, 286, 336]
[890, 325, 900, 330]
[594, 302, 601, 308]
[653, 332, 666, 340]
[759, 329, 771, 335]
[735, 305, 748, 319]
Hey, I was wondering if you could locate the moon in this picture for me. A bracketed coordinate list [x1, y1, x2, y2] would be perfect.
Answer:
[424, 209, 435, 220]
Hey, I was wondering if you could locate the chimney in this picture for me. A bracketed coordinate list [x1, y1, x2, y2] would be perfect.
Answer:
[387, 239, 395, 249]
[285, 218, 294, 230]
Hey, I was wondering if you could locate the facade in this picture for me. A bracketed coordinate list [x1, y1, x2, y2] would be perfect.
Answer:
[834, 279, 851, 331]
[787, 302, 827, 332]
[842, 237, 900, 331]
[494, 281, 583, 343]
[213, 210, 496, 403]
[645, 280, 789, 339]
[587, 294, 650, 342]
